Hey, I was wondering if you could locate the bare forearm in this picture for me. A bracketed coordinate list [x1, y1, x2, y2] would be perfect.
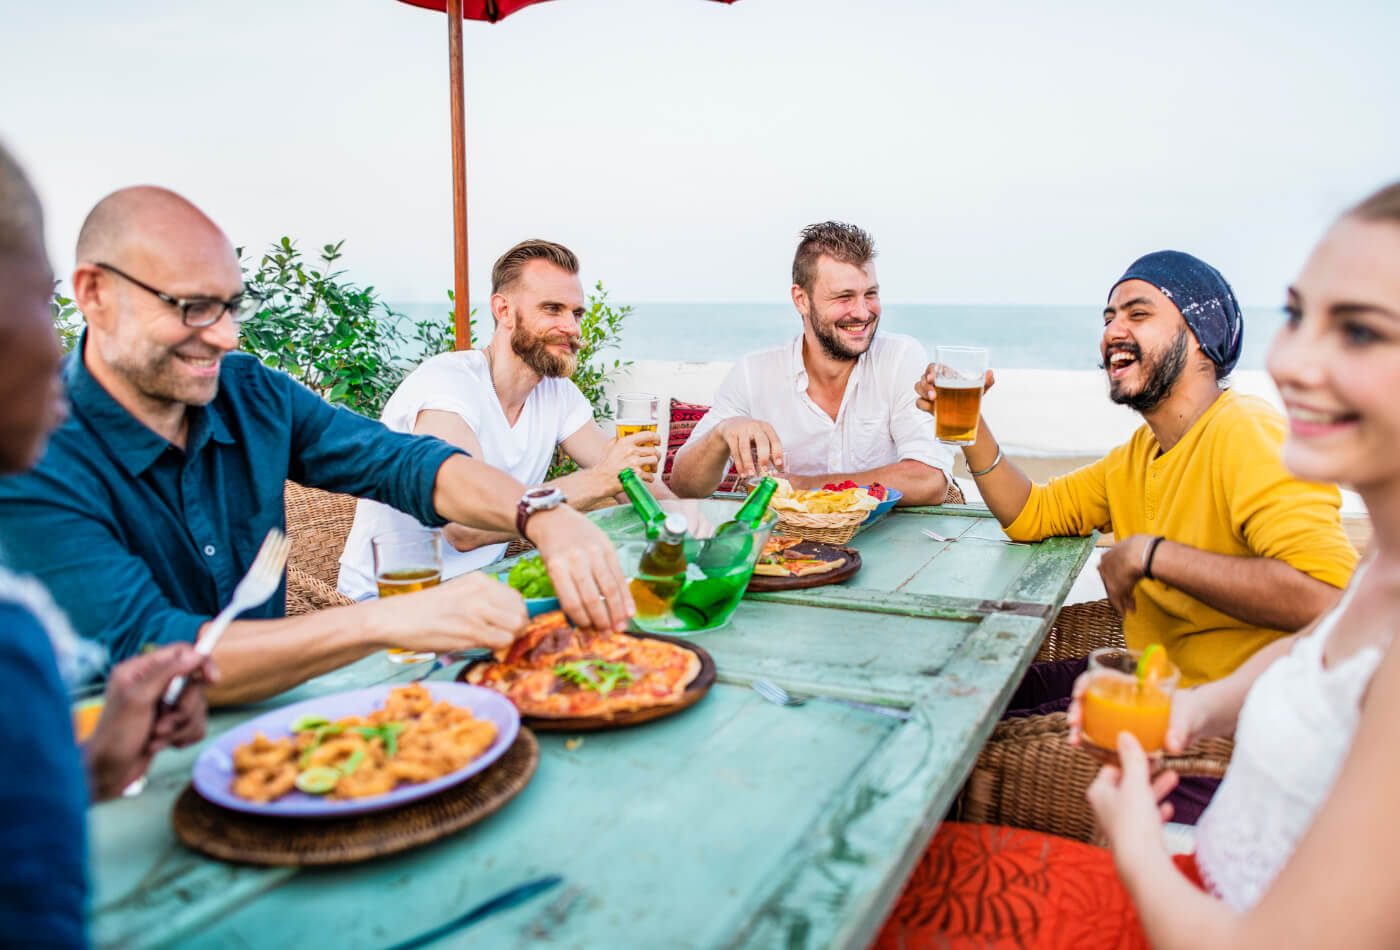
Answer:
[786, 461, 949, 506]
[442, 524, 516, 552]
[1184, 632, 1298, 741]
[960, 419, 1032, 526]
[1151, 541, 1343, 631]
[548, 466, 621, 510]
[1117, 847, 1243, 950]
[207, 606, 386, 705]
[431, 455, 526, 533]
[670, 431, 730, 497]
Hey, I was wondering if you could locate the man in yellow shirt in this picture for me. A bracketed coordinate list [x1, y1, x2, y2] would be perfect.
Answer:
[917, 251, 1356, 820]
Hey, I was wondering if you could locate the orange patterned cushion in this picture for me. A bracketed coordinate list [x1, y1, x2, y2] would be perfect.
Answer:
[664, 399, 739, 492]
[873, 822, 1197, 950]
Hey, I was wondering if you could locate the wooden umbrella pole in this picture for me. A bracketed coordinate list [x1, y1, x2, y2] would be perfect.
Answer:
[447, 0, 471, 349]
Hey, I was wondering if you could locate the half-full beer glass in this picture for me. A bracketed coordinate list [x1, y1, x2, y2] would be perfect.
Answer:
[933, 346, 988, 445]
[372, 528, 442, 664]
[615, 392, 660, 474]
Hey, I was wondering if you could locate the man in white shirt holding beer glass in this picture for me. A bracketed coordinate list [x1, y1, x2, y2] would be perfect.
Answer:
[670, 221, 955, 504]
[339, 239, 674, 599]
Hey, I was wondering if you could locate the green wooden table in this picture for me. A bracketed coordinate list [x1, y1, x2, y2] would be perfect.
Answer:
[88, 505, 1093, 950]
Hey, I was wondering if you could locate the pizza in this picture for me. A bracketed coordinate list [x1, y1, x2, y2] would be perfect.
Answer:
[752, 537, 850, 577]
[465, 611, 701, 719]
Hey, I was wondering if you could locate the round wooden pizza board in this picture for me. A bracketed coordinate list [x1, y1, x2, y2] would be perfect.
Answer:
[171, 728, 539, 866]
[746, 542, 862, 593]
[456, 633, 716, 732]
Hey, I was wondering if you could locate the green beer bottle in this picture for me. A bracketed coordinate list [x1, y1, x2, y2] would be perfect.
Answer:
[696, 476, 778, 576]
[717, 477, 778, 534]
[640, 512, 689, 578]
[618, 467, 667, 537]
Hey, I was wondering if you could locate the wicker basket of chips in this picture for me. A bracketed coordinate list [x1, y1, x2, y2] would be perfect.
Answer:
[773, 509, 868, 544]
[768, 480, 879, 544]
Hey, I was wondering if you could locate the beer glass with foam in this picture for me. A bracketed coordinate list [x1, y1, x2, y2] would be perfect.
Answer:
[932, 346, 989, 445]
[615, 392, 660, 474]
[372, 528, 442, 663]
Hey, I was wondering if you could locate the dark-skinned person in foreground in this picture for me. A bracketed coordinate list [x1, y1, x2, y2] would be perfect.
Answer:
[0, 184, 636, 708]
[0, 141, 215, 950]
[914, 250, 1357, 823]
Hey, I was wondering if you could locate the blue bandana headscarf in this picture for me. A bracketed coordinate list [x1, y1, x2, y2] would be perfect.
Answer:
[1109, 250, 1243, 376]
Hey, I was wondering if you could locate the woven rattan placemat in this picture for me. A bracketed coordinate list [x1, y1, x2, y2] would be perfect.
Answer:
[172, 727, 539, 866]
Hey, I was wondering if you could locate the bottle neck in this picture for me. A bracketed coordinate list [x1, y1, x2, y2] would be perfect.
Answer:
[737, 484, 776, 526]
[620, 469, 665, 525]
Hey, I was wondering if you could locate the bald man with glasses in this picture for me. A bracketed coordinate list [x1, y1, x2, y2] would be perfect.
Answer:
[0, 185, 637, 706]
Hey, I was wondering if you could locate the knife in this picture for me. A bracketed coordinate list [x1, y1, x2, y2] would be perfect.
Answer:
[382, 875, 563, 950]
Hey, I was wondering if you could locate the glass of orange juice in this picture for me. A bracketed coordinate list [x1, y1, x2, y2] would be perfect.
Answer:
[372, 529, 442, 664]
[71, 696, 147, 796]
[1079, 646, 1179, 765]
[72, 696, 104, 743]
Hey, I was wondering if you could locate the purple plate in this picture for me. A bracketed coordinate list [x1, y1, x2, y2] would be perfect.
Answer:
[191, 682, 520, 818]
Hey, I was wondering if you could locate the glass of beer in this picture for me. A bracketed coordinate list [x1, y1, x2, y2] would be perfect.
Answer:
[615, 392, 660, 475]
[372, 528, 442, 664]
[932, 345, 988, 445]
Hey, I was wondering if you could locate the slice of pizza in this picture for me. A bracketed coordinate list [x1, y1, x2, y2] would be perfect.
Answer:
[753, 540, 851, 578]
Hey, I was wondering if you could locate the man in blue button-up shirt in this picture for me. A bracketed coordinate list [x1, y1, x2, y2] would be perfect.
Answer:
[0, 185, 636, 706]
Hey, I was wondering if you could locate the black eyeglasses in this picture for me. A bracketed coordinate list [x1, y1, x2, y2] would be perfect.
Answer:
[95, 262, 263, 328]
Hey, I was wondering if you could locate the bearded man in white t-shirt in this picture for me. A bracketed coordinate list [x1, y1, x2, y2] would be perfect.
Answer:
[339, 239, 670, 599]
[670, 221, 954, 503]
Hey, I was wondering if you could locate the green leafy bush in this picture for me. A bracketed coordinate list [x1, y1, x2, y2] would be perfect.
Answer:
[237, 238, 461, 417]
[50, 287, 82, 352]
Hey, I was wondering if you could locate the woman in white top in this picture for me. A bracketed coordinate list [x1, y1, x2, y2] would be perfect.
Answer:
[875, 181, 1400, 949]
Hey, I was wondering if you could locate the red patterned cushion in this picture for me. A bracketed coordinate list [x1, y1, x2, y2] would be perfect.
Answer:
[664, 398, 739, 492]
[874, 823, 1204, 950]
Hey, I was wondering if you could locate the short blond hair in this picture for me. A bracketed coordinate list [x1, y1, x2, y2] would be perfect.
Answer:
[490, 239, 579, 295]
[792, 221, 875, 295]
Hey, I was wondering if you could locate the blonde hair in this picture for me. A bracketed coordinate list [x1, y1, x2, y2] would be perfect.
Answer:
[792, 221, 875, 295]
[490, 239, 579, 295]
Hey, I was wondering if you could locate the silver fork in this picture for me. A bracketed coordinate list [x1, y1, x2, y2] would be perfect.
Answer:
[413, 647, 495, 682]
[751, 679, 911, 722]
[162, 528, 292, 706]
[920, 527, 1028, 546]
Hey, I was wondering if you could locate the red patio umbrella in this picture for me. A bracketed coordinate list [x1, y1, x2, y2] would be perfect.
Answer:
[396, 0, 740, 349]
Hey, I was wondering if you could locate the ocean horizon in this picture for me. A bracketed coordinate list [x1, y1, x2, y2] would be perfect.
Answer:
[390, 302, 1287, 372]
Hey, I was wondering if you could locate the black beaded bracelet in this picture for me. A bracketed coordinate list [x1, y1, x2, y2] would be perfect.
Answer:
[1142, 535, 1165, 580]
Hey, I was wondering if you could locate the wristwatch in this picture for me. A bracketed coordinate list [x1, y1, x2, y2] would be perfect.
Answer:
[516, 486, 567, 536]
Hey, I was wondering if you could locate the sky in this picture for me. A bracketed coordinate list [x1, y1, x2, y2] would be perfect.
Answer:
[5, 0, 1399, 308]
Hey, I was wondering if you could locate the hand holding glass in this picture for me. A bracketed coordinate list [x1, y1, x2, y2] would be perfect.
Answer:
[932, 346, 989, 445]
[615, 392, 660, 474]
[373, 529, 443, 664]
[1079, 647, 1180, 765]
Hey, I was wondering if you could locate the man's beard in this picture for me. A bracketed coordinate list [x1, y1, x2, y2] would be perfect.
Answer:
[1108, 328, 1189, 414]
[110, 343, 222, 408]
[511, 320, 579, 378]
[807, 305, 877, 362]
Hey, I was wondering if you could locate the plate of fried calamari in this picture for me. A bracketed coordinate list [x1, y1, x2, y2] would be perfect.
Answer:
[191, 683, 519, 817]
